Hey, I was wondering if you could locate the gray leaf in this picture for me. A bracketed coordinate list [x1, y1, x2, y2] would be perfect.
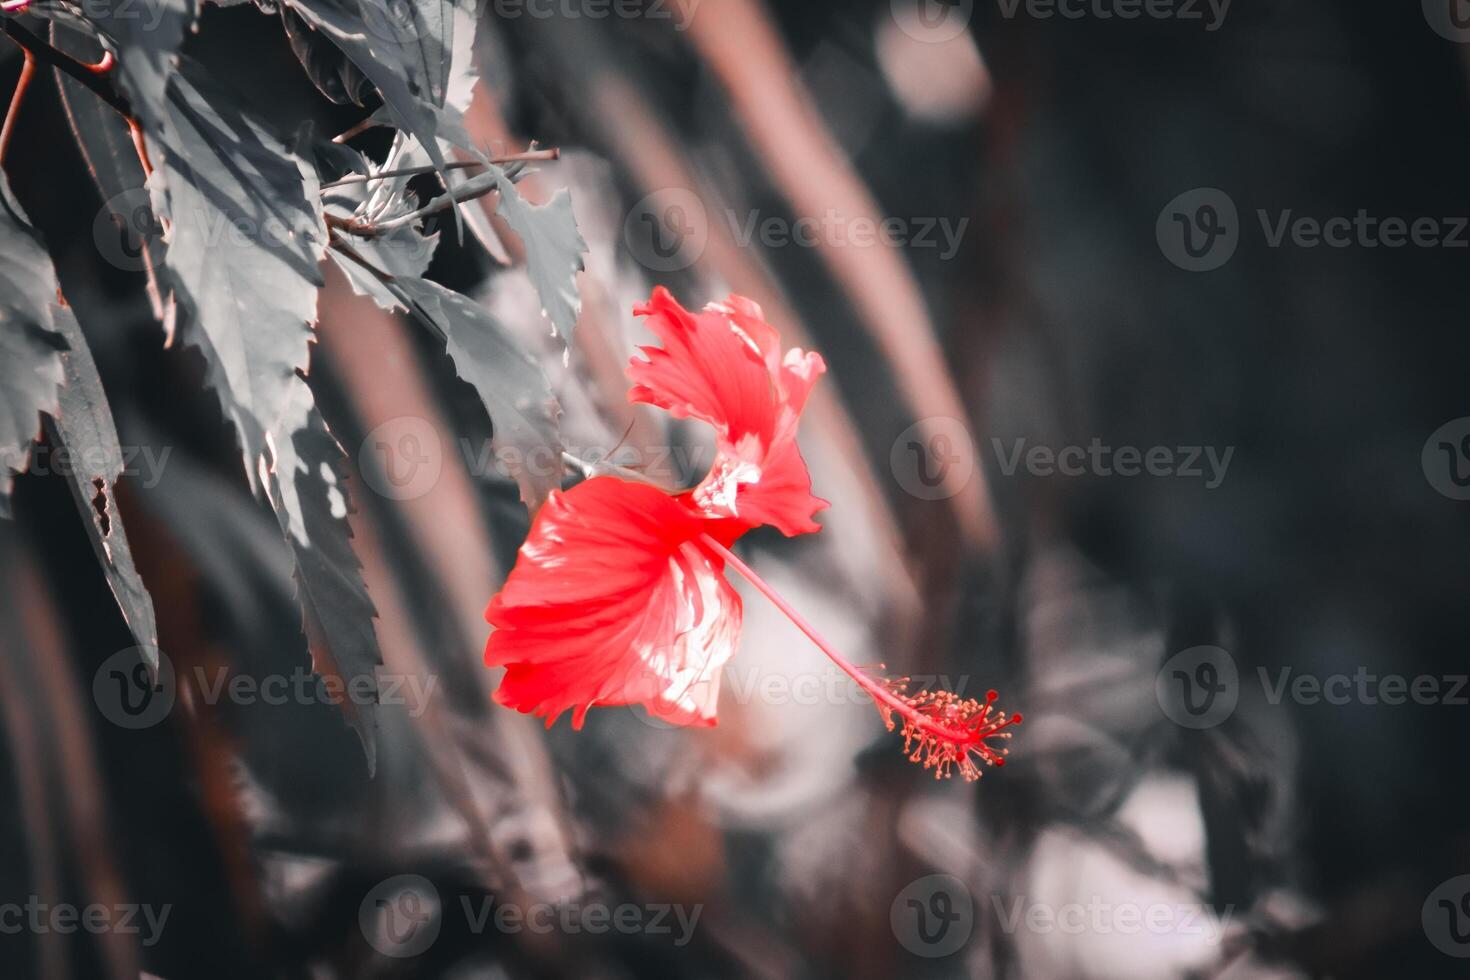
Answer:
[84, 0, 195, 135]
[495, 173, 587, 344]
[267, 382, 384, 774]
[51, 22, 171, 321]
[285, 0, 474, 230]
[45, 311, 161, 667]
[390, 275, 563, 511]
[148, 60, 328, 542]
[0, 194, 68, 518]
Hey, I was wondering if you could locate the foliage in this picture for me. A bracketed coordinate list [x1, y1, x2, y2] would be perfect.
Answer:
[0, 0, 586, 768]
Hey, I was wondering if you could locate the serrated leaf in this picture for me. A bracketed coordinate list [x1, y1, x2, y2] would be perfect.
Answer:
[444, 0, 478, 116]
[325, 249, 399, 313]
[0, 174, 158, 659]
[494, 173, 586, 344]
[148, 59, 328, 542]
[390, 275, 563, 511]
[284, 0, 473, 232]
[51, 22, 170, 321]
[326, 225, 438, 313]
[44, 311, 161, 665]
[0, 193, 68, 518]
[82, 0, 195, 135]
[280, 6, 375, 107]
[266, 381, 383, 774]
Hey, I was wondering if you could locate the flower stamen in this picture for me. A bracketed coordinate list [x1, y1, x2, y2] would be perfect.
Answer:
[874, 679, 1021, 781]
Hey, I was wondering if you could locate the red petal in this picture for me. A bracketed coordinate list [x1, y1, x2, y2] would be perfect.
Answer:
[629, 287, 828, 537]
[485, 476, 742, 728]
[628, 287, 777, 442]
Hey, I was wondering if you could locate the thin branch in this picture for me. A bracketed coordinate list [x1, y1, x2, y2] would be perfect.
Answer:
[331, 115, 381, 144]
[324, 159, 482, 190]
[0, 49, 34, 167]
[127, 119, 152, 175]
[84, 50, 115, 74]
[327, 233, 395, 283]
[321, 149, 559, 189]
[329, 167, 507, 238]
[1, 19, 131, 119]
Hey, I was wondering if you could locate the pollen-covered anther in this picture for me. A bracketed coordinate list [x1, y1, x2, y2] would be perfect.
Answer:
[875, 680, 1022, 782]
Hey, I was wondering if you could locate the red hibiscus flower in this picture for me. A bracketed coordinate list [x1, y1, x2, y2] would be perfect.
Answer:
[485, 288, 1020, 780]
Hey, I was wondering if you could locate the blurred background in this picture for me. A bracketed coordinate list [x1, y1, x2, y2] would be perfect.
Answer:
[4, 0, 1470, 976]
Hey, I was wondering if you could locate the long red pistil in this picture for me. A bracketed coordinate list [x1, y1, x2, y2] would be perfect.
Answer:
[699, 534, 1021, 781]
